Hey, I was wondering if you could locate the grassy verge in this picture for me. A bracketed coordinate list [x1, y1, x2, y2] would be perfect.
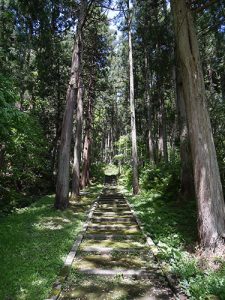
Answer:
[0, 184, 102, 300]
[119, 183, 225, 299]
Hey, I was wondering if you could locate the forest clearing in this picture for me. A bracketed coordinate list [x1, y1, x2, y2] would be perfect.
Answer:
[0, 0, 225, 299]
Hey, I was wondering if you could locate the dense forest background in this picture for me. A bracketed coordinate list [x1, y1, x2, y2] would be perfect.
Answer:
[1, 0, 224, 206]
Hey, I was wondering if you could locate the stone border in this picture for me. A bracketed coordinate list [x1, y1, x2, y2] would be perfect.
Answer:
[123, 193, 187, 300]
[45, 193, 101, 300]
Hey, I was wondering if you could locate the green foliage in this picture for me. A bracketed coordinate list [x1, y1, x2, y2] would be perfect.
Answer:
[89, 163, 105, 183]
[118, 164, 133, 190]
[140, 162, 180, 200]
[0, 75, 50, 213]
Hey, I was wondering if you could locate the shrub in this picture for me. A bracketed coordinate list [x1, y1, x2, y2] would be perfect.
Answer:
[140, 161, 180, 200]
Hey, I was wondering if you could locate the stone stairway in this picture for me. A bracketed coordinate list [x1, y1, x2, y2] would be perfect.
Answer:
[58, 185, 174, 299]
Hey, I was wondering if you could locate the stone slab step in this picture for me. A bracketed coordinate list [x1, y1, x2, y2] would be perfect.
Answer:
[87, 224, 139, 231]
[76, 268, 150, 278]
[98, 202, 127, 205]
[86, 231, 141, 236]
[84, 233, 143, 240]
[93, 212, 133, 217]
[92, 216, 134, 220]
[94, 209, 131, 213]
[97, 206, 130, 210]
[79, 246, 147, 253]
[99, 196, 124, 199]
[98, 202, 129, 208]
[98, 198, 125, 201]
[91, 217, 136, 223]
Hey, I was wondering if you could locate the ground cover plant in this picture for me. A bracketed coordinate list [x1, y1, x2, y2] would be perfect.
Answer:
[0, 184, 102, 300]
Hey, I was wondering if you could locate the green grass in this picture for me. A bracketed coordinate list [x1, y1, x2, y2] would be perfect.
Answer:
[0, 184, 102, 300]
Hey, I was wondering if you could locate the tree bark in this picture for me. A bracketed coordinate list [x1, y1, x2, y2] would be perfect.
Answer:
[144, 51, 155, 163]
[158, 92, 168, 163]
[128, 0, 139, 194]
[172, 0, 225, 248]
[81, 77, 94, 188]
[175, 55, 195, 201]
[72, 79, 84, 197]
[81, 132, 91, 188]
[54, 1, 87, 209]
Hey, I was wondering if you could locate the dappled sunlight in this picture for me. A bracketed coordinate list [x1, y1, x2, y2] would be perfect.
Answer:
[81, 239, 145, 249]
[33, 216, 71, 231]
[127, 191, 197, 246]
[62, 272, 172, 300]
[73, 252, 153, 270]
[31, 277, 47, 287]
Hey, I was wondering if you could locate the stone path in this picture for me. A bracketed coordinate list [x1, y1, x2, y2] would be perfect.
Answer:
[57, 185, 175, 299]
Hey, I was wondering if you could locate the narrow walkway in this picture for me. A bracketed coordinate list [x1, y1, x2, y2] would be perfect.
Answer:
[59, 183, 174, 299]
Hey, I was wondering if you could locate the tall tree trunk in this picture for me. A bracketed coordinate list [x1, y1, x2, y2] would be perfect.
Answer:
[175, 55, 195, 201]
[72, 79, 84, 197]
[128, 0, 139, 194]
[51, 60, 62, 181]
[172, 0, 225, 248]
[81, 132, 91, 188]
[158, 83, 168, 163]
[144, 51, 155, 163]
[81, 78, 94, 188]
[55, 1, 87, 209]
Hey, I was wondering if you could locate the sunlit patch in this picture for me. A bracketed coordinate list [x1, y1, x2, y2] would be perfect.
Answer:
[33, 216, 71, 230]
[18, 287, 28, 300]
[31, 278, 45, 286]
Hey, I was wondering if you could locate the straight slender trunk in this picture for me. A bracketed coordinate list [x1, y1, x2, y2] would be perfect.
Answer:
[55, 1, 87, 209]
[128, 1, 139, 194]
[172, 0, 225, 248]
[144, 51, 155, 163]
[175, 56, 195, 201]
[81, 78, 94, 188]
[72, 79, 84, 197]
[158, 85, 168, 163]
[51, 61, 62, 180]
[81, 132, 91, 188]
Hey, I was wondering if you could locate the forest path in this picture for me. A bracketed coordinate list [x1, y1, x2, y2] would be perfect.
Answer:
[56, 179, 175, 299]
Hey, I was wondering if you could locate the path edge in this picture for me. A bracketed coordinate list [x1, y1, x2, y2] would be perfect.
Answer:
[122, 191, 187, 300]
[45, 192, 101, 300]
